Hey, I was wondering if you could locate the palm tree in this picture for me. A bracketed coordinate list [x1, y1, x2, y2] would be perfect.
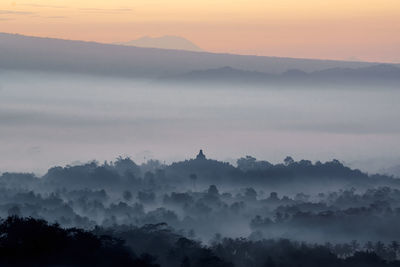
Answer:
[364, 241, 374, 252]
[374, 241, 386, 257]
[389, 241, 399, 259]
[350, 240, 360, 254]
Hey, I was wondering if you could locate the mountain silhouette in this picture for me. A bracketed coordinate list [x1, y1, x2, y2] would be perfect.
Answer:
[314, 64, 400, 79]
[164, 64, 400, 85]
[0, 32, 384, 79]
[116, 35, 203, 52]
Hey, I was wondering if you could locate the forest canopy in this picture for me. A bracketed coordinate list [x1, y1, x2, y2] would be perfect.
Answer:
[0, 152, 400, 266]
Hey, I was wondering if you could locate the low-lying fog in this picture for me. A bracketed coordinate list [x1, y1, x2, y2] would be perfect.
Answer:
[0, 70, 399, 174]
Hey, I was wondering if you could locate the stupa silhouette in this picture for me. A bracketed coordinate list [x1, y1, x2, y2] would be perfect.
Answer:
[196, 149, 206, 160]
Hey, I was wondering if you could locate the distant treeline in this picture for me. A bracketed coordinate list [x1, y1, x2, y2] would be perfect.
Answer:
[2, 154, 396, 192]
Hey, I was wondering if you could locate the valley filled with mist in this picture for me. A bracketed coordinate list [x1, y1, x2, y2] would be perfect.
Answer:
[1, 69, 400, 176]
[1, 33, 400, 266]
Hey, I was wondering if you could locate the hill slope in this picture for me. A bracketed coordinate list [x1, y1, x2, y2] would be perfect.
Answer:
[116, 35, 203, 52]
[164, 64, 400, 85]
[0, 33, 381, 79]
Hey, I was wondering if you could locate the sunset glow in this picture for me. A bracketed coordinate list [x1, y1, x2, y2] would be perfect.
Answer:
[1, 0, 400, 62]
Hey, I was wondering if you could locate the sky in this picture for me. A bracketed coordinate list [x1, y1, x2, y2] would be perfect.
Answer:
[0, 0, 400, 62]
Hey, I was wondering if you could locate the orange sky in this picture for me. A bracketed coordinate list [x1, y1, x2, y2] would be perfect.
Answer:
[1, 0, 399, 62]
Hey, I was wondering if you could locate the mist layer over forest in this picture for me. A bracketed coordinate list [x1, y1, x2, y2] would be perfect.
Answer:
[1, 153, 400, 266]
[1, 72, 400, 265]
[1, 70, 399, 176]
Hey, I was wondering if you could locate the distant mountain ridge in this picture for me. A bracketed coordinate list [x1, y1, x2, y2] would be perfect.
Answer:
[116, 35, 203, 52]
[164, 64, 400, 85]
[0, 32, 386, 79]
